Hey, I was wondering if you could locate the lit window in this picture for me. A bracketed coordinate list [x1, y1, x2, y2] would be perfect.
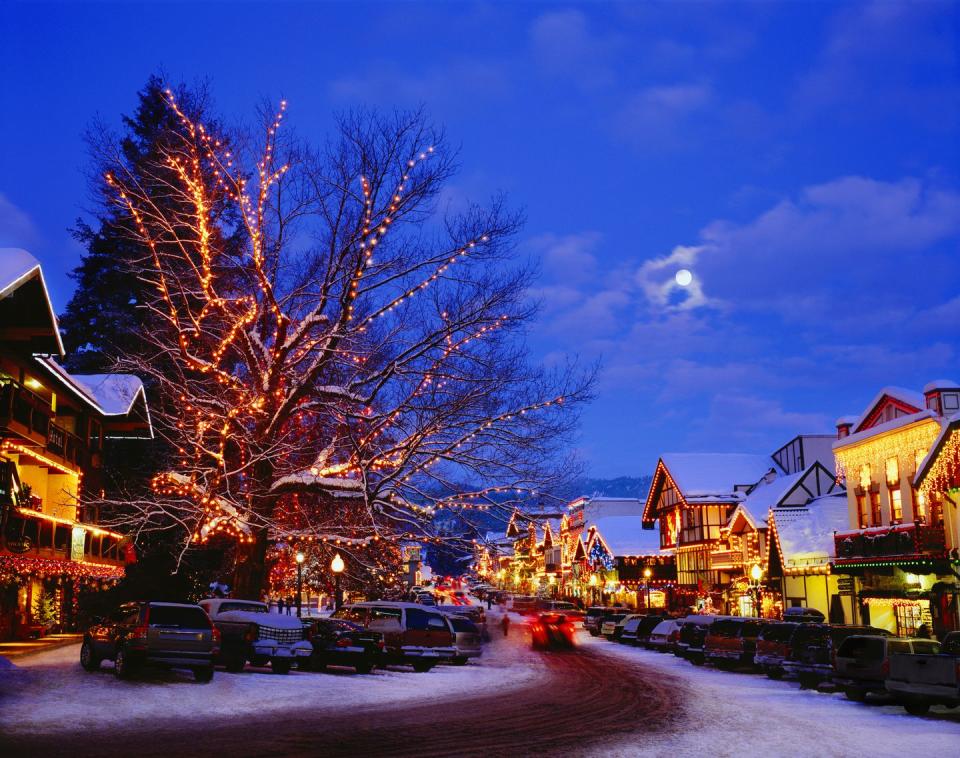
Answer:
[859, 464, 871, 490]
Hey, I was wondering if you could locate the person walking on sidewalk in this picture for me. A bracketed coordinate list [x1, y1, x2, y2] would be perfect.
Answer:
[501, 614, 510, 637]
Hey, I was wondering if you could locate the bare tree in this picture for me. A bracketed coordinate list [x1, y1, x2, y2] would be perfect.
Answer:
[101, 89, 590, 597]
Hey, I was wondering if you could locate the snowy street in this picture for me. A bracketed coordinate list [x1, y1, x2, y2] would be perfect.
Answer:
[3, 626, 960, 757]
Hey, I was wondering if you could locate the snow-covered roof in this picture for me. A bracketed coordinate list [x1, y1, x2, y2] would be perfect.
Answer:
[833, 410, 936, 451]
[914, 411, 960, 488]
[770, 492, 849, 568]
[661, 453, 778, 502]
[739, 470, 805, 526]
[34, 357, 152, 435]
[587, 515, 664, 557]
[835, 415, 858, 427]
[0, 248, 64, 356]
[923, 379, 960, 393]
[851, 386, 925, 432]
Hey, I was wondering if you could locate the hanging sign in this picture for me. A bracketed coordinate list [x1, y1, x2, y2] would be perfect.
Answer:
[71, 527, 86, 562]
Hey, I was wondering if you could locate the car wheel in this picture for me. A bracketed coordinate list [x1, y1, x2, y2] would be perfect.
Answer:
[193, 665, 215, 683]
[298, 657, 314, 672]
[798, 674, 819, 690]
[271, 658, 292, 675]
[904, 702, 930, 716]
[451, 656, 468, 666]
[80, 640, 100, 672]
[114, 648, 135, 680]
[354, 662, 374, 675]
[412, 660, 435, 672]
[225, 653, 245, 673]
[844, 688, 867, 702]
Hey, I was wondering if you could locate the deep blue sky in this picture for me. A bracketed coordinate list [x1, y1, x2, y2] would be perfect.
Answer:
[2, 2, 959, 478]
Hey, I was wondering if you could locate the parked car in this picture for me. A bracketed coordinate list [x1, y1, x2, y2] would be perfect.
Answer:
[833, 635, 939, 701]
[601, 613, 630, 639]
[332, 602, 455, 672]
[199, 598, 311, 674]
[783, 606, 826, 623]
[676, 615, 722, 664]
[531, 613, 576, 650]
[584, 606, 631, 636]
[535, 600, 585, 623]
[782, 623, 891, 688]
[754, 621, 800, 679]
[704, 617, 764, 668]
[632, 613, 671, 647]
[618, 614, 647, 645]
[647, 619, 681, 652]
[438, 604, 488, 640]
[81, 601, 218, 682]
[886, 631, 960, 715]
[449, 615, 483, 665]
[301, 618, 384, 674]
[509, 595, 539, 615]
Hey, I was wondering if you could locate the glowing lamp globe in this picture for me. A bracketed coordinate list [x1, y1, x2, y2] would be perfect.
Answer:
[643, 567, 652, 579]
[675, 269, 693, 287]
[295, 551, 305, 564]
[751, 563, 762, 582]
[331, 553, 345, 574]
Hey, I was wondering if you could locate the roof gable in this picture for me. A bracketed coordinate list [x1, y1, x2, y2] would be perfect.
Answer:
[0, 249, 64, 356]
[853, 386, 925, 433]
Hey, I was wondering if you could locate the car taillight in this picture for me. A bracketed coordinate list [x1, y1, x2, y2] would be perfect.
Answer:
[131, 624, 149, 641]
[212, 627, 221, 644]
[881, 658, 889, 677]
[243, 623, 258, 643]
[336, 637, 353, 648]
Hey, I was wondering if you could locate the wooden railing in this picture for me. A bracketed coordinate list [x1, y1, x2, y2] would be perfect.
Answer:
[834, 523, 947, 561]
[1, 379, 88, 469]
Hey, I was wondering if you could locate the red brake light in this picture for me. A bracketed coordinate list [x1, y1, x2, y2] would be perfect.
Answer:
[212, 627, 221, 644]
[881, 658, 889, 677]
[336, 637, 352, 648]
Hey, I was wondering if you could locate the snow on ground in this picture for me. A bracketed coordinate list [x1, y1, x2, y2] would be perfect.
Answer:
[582, 634, 960, 758]
[0, 619, 545, 737]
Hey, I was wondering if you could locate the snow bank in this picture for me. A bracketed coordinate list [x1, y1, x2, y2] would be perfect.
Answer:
[0, 631, 547, 737]
[582, 636, 960, 757]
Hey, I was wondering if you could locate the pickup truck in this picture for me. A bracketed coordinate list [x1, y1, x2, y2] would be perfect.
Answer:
[885, 631, 960, 715]
[199, 598, 312, 674]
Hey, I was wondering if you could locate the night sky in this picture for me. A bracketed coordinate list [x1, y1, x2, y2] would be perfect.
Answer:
[2, 2, 958, 478]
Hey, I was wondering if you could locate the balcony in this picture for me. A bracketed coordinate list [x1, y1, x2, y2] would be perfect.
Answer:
[834, 522, 948, 563]
[2, 506, 125, 568]
[0, 380, 88, 470]
[710, 549, 744, 571]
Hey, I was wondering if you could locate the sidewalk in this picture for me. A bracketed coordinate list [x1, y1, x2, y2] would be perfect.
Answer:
[0, 633, 82, 660]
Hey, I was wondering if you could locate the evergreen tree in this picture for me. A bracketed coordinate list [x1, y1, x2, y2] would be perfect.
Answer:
[61, 74, 241, 374]
[32, 585, 58, 628]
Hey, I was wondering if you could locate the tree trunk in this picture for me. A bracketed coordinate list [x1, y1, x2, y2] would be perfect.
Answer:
[232, 527, 269, 599]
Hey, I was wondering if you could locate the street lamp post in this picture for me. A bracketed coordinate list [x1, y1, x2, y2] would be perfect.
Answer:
[750, 563, 763, 617]
[331, 553, 345, 610]
[588, 573, 598, 605]
[295, 551, 305, 618]
[643, 567, 652, 610]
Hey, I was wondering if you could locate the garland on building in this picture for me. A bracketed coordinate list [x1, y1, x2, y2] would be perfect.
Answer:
[0, 554, 125, 583]
[918, 426, 960, 496]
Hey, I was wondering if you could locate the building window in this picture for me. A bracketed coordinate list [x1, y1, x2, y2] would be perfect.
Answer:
[856, 492, 869, 529]
[870, 490, 882, 526]
[886, 457, 902, 523]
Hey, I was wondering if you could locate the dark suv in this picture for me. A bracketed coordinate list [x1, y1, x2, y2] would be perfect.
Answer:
[704, 617, 764, 668]
[81, 601, 219, 682]
[783, 623, 891, 688]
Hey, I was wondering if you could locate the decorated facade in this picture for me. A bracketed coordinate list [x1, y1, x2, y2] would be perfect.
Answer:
[832, 383, 960, 638]
[642, 435, 838, 615]
[0, 250, 152, 640]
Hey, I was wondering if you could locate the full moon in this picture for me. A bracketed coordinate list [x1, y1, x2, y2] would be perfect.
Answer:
[675, 269, 693, 287]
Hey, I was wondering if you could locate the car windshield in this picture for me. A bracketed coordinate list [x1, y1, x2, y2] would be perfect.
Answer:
[217, 602, 268, 613]
[710, 620, 741, 638]
[148, 605, 210, 628]
[792, 625, 828, 645]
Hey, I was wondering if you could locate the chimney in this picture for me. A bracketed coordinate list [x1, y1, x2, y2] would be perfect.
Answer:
[923, 380, 960, 418]
[836, 416, 856, 439]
